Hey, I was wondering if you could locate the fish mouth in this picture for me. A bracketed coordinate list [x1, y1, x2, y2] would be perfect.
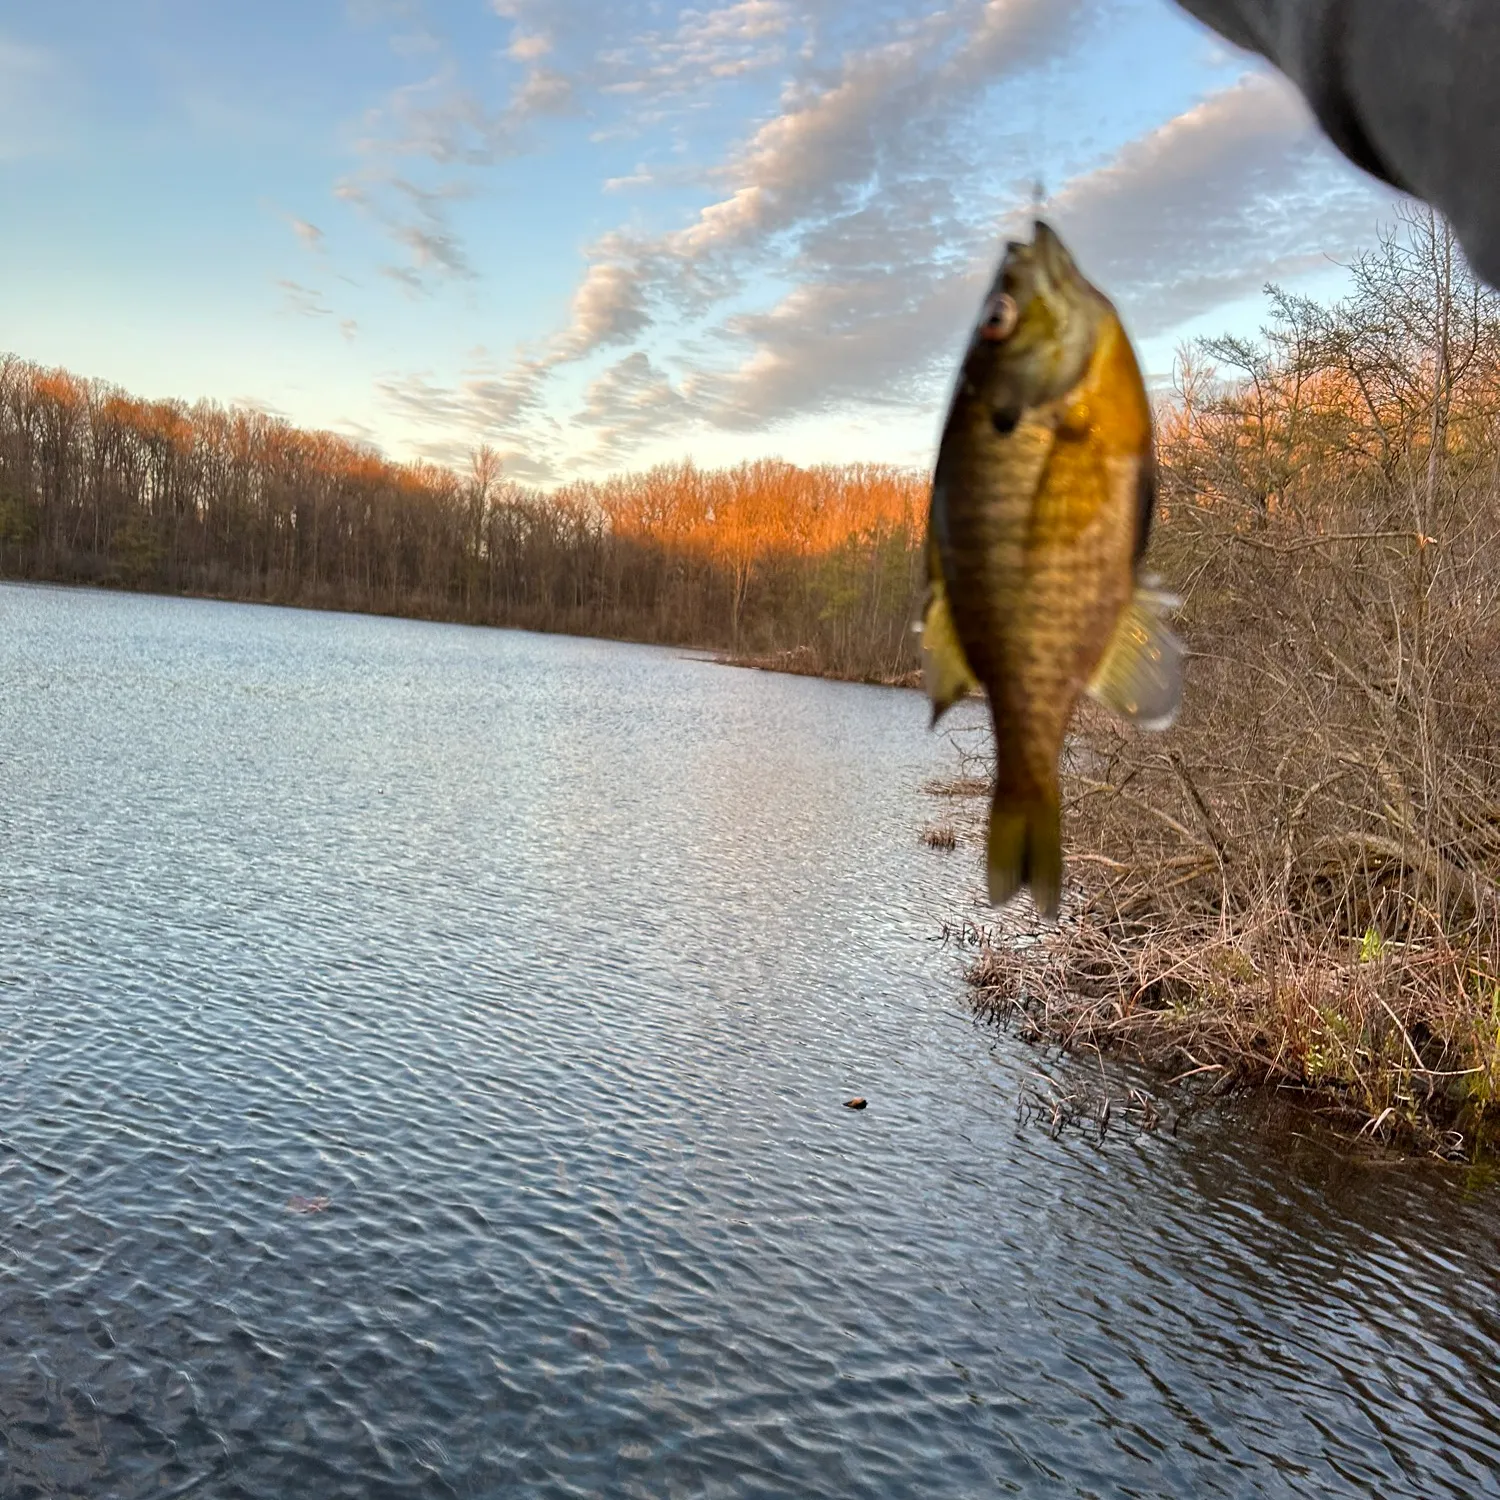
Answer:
[1002, 221, 1075, 308]
[1030, 220, 1071, 279]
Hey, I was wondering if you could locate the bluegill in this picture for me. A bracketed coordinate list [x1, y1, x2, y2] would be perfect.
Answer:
[923, 221, 1181, 918]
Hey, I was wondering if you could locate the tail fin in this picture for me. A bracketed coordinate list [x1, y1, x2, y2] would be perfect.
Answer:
[987, 787, 1063, 920]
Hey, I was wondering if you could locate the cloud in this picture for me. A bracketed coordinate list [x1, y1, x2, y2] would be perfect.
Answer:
[1040, 71, 1391, 337]
[335, 0, 587, 289]
[702, 265, 983, 432]
[0, 35, 68, 162]
[700, 71, 1394, 434]
[531, 0, 1086, 372]
[683, 0, 792, 47]
[389, 177, 476, 276]
[378, 357, 553, 438]
[284, 214, 326, 253]
[339, 169, 479, 289]
[355, 67, 514, 167]
[370, 6, 1392, 478]
[490, 450, 560, 484]
[345, 0, 441, 58]
[575, 351, 696, 461]
[277, 279, 334, 318]
[557, 259, 654, 356]
[508, 31, 552, 61]
[603, 169, 655, 192]
[373, 0, 1091, 470]
[231, 394, 290, 421]
[386, 222, 473, 279]
[510, 65, 575, 120]
[609, 0, 796, 99]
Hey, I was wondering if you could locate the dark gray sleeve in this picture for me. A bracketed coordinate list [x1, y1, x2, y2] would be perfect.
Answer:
[1174, 0, 1500, 287]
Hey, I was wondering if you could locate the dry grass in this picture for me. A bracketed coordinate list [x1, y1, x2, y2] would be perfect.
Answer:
[968, 900, 1499, 1157]
[921, 823, 959, 850]
[923, 774, 991, 799]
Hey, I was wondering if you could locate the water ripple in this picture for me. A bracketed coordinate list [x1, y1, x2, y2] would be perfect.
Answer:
[3, 582, 1499, 1498]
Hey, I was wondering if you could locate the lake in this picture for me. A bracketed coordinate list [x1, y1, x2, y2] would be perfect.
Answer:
[2, 581, 1498, 1499]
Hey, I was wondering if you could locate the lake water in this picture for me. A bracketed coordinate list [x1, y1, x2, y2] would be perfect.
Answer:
[3, 581, 1499, 1499]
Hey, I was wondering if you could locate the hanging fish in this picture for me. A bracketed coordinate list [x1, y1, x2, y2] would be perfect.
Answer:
[922, 221, 1182, 918]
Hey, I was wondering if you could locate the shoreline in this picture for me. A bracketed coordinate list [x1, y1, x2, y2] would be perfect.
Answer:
[924, 774, 1499, 1163]
[2, 574, 926, 689]
[963, 928, 1474, 1161]
[714, 644, 921, 690]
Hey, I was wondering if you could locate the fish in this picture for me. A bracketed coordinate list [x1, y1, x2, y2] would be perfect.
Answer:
[921, 220, 1182, 919]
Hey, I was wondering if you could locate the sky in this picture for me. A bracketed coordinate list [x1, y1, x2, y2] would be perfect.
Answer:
[0, 0, 1405, 485]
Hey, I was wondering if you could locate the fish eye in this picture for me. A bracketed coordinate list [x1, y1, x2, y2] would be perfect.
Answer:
[978, 292, 1018, 343]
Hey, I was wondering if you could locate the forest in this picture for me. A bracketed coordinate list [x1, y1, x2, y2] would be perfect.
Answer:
[0, 370, 926, 683]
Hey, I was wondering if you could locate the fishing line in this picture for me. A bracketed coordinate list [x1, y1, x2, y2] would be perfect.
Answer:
[1026, 52, 1053, 231]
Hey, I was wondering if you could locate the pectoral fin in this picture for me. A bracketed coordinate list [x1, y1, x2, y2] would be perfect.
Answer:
[1087, 582, 1183, 730]
[921, 576, 980, 726]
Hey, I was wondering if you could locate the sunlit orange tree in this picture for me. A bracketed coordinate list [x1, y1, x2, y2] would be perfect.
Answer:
[0, 357, 927, 682]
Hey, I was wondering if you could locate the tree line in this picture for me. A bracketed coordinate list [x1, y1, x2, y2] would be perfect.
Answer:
[0, 366, 925, 682]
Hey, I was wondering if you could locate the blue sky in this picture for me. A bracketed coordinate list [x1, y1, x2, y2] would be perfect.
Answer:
[0, 0, 1401, 483]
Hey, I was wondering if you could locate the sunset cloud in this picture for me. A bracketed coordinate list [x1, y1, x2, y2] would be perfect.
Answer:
[0, 1, 1399, 480]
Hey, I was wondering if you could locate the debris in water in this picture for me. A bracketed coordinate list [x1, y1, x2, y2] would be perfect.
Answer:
[287, 1194, 331, 1214]
[843, 1097, 868, 1110]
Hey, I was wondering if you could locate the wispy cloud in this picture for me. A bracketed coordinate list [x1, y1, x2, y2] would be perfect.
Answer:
[283, 213, 326, 253]
[526, 0, 1086, 368]
[701, 71, 1395, 436]
[0, 35, 69, 162]
[230, 394, 291, 421]
[601, 0, 796, 103]
[378, 355, 554, 438]
[358, 2, 1392, 476]
[335, 19, 582, 291]
[466, 0, 1093, 463]
[374, 0, 1092, 466]
[1040, 71, 1393, 337]
[277, 279, 334, 318]
[575, 351, 696, 463]
[507, 31, 553, 62]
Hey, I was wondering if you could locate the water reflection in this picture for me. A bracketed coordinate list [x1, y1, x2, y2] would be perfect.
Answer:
[1, 581, 1497, 1498]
